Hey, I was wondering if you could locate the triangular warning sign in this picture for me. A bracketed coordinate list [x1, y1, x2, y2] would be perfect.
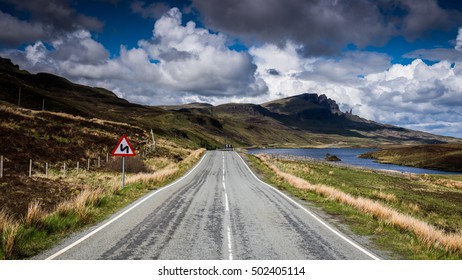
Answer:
[112, 134, 136, 156]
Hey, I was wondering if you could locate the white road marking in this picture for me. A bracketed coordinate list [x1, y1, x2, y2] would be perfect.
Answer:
[222, 152, 233, 260]
[224, 192, 229, 212]
[227, 225, 233, 260]
[236, 152, 380, 260]
[45, 153, 208, 260]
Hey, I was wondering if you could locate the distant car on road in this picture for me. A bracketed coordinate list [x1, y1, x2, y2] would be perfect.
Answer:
[224, 144, 233, 151]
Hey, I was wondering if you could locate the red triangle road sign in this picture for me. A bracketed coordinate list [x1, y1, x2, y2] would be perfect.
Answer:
[112, 134, 136, 156]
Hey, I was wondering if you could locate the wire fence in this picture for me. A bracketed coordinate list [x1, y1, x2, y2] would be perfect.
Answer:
[0, 153, 116, 178]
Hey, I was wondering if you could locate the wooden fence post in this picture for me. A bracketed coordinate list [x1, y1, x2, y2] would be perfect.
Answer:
[45, 162, 48, 177]
[0, 156, 3, 178]
[29, 159, 32, 177]
[87, 159, 90, 170]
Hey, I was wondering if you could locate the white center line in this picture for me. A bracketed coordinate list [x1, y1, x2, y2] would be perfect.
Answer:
[224, 192, 229, 212]
[222, 152, 233, 260]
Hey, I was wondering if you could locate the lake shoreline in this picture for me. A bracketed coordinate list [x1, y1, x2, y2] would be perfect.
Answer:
[247, 148, 461, 175]
[358, 144, 462, 173]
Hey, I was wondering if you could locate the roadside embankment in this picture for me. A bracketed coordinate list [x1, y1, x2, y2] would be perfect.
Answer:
[248, 153, 462, 259]
[0, 147, 205, 259]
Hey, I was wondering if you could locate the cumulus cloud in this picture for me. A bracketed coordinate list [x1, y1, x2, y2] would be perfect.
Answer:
[249, 42, 390, 108]
[456, 27, 462, 51]
[2, 8, 267, 105]
[192, 0, 462, 56]
[248, 42, 462, 137]
[3, 30, 110, 75]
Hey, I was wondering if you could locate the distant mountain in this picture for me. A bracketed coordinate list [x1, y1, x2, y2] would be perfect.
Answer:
[1, 56, 460, 148]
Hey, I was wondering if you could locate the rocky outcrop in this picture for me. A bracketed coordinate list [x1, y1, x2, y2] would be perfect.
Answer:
[262, 93, 343, 116]
[0, 57, 22, 73]
[300, 93, 342, 114]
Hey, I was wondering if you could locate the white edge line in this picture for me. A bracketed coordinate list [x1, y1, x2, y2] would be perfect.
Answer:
[236, 152, 380, 260]
[227, 226, 233, 260]
[46, 152, 208, 260]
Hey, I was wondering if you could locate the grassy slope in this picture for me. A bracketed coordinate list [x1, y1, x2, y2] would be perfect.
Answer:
[0, 104, 197, 215]
[0, 104, 205, 259]
[360, 144, 462, 172]
[246, 154, 462, 259]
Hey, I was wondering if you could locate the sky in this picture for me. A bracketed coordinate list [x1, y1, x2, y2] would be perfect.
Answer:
[1, 0, 462, 138]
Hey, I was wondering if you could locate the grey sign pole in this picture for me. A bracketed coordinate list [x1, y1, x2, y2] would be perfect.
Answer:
[122, 156, 125, 189]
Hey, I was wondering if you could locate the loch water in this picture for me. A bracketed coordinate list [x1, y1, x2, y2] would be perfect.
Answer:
[247, 148, 460, 175]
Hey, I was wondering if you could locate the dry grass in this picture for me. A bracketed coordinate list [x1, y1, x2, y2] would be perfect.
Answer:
[0, 146, 204, 259]
[408, 203, 421, 213]
[372, 190, 397, 202]
[125, 164, 179, 185]
[2, 223, 20, 259]
[124, 148, 204, 185]
[0, 209, 21, 259]
[257, 154, 462, 253]
[184, 148, 205, 162]
[0, 209, 14, 234]
[25, 201, 47, 228]
[434, 179, 462, 189]
[54, 188, 104, 220]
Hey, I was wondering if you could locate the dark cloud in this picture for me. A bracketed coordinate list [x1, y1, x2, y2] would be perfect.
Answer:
[0, 0, 104, 46]
[0, 10, 46, 45]
[130, 1, 171, 19]
[398, 0, 453, 39]
[192, 0, 462, 56]
[158, 48, 194, 61]
[266, 68, 280, 76]
[403, 48, 462, 62]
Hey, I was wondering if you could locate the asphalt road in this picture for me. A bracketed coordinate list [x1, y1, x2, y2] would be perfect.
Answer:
[39, 151, 378, 260]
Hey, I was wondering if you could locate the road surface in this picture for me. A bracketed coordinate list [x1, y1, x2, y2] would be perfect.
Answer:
[39, 151, 378, 260]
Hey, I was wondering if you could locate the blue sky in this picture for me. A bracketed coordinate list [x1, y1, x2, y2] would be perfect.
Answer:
[1, 0, 462, 138]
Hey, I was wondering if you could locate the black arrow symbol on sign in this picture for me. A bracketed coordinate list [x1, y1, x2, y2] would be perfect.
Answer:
[120, 144, 129, 153]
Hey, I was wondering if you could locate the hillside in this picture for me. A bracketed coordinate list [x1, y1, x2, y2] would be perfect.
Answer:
[359, 144, 462, 172]
[1, 56, 460, 148]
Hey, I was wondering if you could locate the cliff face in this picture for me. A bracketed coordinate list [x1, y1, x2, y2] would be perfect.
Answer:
[262, 93, 342, 117]
[301, 93, 341, 114]
[0, 57, 24, 73]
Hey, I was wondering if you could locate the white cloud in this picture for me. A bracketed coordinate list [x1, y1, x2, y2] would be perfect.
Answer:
[2, 8, 267, 105]
[249, 42, 462, 138]
[456, 27, 462, 52]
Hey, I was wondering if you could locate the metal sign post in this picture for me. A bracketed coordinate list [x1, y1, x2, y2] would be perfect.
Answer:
[122, 156, 125, 188]
[111, 134, 136, 189]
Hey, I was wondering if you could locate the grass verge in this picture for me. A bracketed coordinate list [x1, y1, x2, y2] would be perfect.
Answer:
[246, 153, 462, 259]
[0, 148, 205, 259]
